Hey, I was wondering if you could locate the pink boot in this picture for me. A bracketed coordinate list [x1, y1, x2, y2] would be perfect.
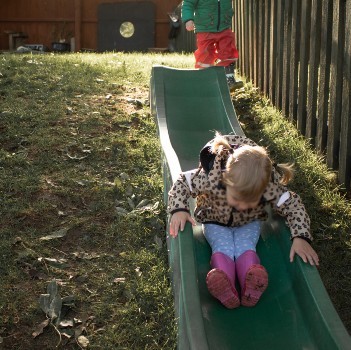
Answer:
[206, 252, 240, 309]
[236, 250, 268, 307]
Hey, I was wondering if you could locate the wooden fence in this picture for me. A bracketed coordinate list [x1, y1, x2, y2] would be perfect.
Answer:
[233, 0, 351, 191]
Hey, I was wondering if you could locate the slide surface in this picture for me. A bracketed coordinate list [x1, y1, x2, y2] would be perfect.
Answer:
[150, 65, 351, 350]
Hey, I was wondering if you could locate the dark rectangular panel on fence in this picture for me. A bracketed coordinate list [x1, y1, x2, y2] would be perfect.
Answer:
[234, 0, 351, 191]
[97, 1, 155, 52]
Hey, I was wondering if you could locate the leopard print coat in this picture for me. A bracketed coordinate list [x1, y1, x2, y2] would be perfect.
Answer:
[168, 135, 312, 241]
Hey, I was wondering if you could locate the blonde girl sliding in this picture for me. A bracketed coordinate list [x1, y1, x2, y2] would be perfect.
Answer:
[168, 132, 319, 309]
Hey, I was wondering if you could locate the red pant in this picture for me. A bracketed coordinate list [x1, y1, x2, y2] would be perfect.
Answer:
[194, 29, 239, 68]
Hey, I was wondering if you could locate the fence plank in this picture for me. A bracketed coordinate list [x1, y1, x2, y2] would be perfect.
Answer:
[288, 0, 301, 123]
[237, 0, 244, 75]
[296, 0, 311, 135]
[274, 0, 284, 109]
[263, 0, 271, 95]
[316, 0, 333, 154]
[240, 0, 246, 76]
[306, 0, 322, 143]
[257, 0, 264, 90]
[248, 0, 253, 80]
[339, 0, 351, 190]
[244, 0, 250, 80]
[269, 0, 278, 102]
[327, 0, 345, 169]
[252, 0, 258, 84]
[281, 0, 292, 117]
[234, 0, 241, 77]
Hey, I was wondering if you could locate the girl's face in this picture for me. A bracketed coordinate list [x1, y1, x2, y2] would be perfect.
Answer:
[226, 186, 261, 211]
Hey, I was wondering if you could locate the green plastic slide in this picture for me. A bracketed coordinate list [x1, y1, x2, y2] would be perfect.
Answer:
[150, 65, 351, 350]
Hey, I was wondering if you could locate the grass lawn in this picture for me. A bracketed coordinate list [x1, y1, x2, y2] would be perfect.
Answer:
[0, 52, 350, 349]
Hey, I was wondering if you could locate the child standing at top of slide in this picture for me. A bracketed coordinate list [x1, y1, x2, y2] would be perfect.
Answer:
[168, 132, 319, 309]
[181, 0, 244, 91]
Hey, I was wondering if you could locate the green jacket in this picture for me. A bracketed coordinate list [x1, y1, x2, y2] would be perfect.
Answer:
[181, 0, 234, 33]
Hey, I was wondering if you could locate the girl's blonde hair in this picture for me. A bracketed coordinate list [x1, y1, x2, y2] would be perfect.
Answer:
[212, 132, 294, 201]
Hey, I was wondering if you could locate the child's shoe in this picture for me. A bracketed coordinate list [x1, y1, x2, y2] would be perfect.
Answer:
[206, 252, 240, 309]
[226, 75, 244, 91]
[206, 268, 240, 308]
[236, 250, 268, 307]
[240, 264, 268, 307]
[224, 63, 244, 91]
